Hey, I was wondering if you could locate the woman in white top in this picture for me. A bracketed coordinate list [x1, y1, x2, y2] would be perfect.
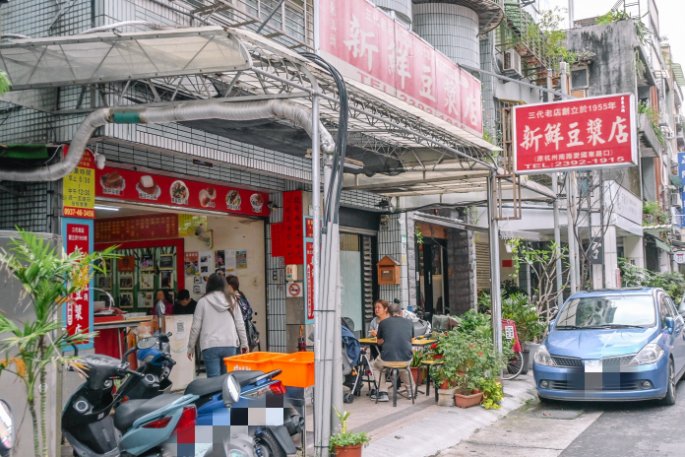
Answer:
[187, 273, 248, 377]
[368, 299, 391, 337]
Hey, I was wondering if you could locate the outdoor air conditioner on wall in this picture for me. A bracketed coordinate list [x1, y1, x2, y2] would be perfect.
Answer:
[503, 49, 523, 78]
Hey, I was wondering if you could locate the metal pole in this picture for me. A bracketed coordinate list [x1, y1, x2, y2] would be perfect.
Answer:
[488, 172, 503, 353]
[599, 169, 606, 288]
[560, 61, 578, 293]
[548, 70, 564, 307]
[568, 0, 575, 29]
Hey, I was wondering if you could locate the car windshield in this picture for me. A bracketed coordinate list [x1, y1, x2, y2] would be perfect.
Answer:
[556, 294, 655, 328]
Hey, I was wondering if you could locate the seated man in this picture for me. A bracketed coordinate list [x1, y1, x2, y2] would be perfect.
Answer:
[371, 301, 415, 402]
[173, 289, 197, 315]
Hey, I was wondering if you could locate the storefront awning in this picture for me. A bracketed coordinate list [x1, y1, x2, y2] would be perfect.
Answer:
[0, 27, 252, 88]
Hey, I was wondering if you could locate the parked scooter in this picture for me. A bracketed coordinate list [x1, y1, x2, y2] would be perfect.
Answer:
[121, 332, 303, 456]
[62, 353, 200, 456]
[186, 370, 303, 457]
[0, 400, 15, 457]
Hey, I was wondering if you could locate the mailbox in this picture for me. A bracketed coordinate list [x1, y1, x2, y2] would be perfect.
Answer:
[377, 255, 400, 285]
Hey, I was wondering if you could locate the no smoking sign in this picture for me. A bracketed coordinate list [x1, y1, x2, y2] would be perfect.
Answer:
[287, 281, 303, 298]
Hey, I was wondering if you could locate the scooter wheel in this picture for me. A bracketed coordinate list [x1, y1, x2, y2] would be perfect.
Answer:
[255, 430, 285, 457]
[343, 393, 354, 404]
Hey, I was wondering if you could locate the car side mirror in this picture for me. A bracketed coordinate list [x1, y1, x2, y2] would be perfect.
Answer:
[664, 316, 675, 334]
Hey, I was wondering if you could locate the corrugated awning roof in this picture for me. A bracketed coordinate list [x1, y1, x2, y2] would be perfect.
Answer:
[0, 25, 543, 201]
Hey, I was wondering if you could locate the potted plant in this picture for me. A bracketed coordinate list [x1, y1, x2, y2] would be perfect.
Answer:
[479, 377, 504, 410]
[409, 350, 425, 386]
[0, 230, 117, 457]
[329, 409, 369, 457]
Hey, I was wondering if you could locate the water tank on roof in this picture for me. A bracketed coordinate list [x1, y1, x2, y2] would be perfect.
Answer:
[371, 0, 413, 27]
[412, 2, 480, 69]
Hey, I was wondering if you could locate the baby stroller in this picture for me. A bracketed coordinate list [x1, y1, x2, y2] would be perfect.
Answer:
[342, 318, 377, 404]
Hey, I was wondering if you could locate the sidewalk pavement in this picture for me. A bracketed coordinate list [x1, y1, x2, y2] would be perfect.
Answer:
[336, 373, 538, 457]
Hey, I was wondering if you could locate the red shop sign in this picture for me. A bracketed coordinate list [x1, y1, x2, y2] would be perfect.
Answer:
[96, 166, 270, 217]
[305, 241, 314, 323]
[319, 0, 482, 134]
[64, 221, 92, 341]
[513, 93, 637, 174]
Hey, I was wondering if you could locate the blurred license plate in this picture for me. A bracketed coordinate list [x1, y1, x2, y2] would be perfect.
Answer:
[584, 359, 602, 373]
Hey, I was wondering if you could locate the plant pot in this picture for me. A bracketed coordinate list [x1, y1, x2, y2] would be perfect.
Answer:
[437, 388, 455, 407]
[410, 366, 425, 385]
[334, 444, 363, 457]
[454, 391, 484, 408]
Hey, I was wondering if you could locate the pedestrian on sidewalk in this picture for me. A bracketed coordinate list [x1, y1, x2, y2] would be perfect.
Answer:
[370, 301, 414, 402]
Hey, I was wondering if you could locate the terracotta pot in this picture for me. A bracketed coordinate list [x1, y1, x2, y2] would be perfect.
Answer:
[334, 444, 363, 457]
[410, 366, 425, 385]
[438, 379, 450, 390]
[454, 391, 484, 408]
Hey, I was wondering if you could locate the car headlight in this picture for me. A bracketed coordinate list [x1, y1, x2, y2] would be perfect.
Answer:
[533, 344, 556, 366]
[629, 343, 664, 366]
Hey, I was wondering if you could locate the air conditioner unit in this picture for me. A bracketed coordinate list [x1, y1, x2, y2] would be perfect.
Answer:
[503, 49, 523, 77]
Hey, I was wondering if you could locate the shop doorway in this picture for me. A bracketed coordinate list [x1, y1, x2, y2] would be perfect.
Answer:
[417, 237, 448, 319]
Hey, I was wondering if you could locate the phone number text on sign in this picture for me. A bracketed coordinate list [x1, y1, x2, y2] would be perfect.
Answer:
[513, 94, 638, 174]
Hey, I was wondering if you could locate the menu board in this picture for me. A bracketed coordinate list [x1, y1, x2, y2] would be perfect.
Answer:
[271, 190, 304, 264]
[96, 165, 269, 217]
[95, 214, 178, 243]
[62, 147, 95, 219]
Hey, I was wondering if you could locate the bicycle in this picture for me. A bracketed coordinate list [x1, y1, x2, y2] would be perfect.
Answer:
[501, 318, 524, 380]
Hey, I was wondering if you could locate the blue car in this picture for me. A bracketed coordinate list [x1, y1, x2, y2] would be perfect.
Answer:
[533, 288, 685, 404]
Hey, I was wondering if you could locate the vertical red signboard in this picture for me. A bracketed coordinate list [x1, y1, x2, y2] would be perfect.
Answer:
[305, 241, 314, 322]
[62, 218, 94, 348]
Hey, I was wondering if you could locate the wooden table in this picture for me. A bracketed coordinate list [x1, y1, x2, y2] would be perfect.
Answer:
[358, 337, 436, 347]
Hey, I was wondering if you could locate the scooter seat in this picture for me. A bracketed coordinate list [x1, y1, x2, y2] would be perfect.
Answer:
[184, 371, 264, 397]
[114, 393, 184, 432]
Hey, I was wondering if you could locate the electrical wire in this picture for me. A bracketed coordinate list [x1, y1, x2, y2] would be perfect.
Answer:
[299, 52, 348, 227]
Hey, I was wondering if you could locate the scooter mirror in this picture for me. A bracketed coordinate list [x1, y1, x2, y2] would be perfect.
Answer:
[0, 400, 15, 456]
[222, 375, 241, 407]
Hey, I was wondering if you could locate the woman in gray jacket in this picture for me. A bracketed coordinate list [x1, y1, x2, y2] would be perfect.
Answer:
[187, 273, 249, 377]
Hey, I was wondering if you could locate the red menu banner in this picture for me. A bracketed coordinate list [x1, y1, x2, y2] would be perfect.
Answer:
[513, 93, 637, 174]
[95, 213, 179, 243]
[62, 219, 93, 345]
[319, 0, 482, 134]
[96, 166, 270, 217]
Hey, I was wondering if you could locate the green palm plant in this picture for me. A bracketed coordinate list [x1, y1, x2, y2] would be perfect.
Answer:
[0, 230, 117, 457]
[0, 71, 10, 94]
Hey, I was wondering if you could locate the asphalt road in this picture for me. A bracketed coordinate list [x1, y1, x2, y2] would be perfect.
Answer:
[560, 382, 685, 457]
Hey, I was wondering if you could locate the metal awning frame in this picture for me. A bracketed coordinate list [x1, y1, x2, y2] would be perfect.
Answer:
[1, 26, 503, 192]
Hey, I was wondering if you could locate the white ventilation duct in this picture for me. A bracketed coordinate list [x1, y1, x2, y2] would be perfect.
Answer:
[0, 99, 336, 182]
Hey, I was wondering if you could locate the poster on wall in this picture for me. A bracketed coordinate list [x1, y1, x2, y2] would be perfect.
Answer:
[236, 250, 247, 269]
[214, 250, 226, 271]
[139, 273, 154, 290]
[184, 252, 199, 276]
[199, 251, 213, 282]
[225, 249, 237, 272]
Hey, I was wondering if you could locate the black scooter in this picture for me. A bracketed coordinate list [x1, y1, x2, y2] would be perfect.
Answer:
[62, 353, 200, 456]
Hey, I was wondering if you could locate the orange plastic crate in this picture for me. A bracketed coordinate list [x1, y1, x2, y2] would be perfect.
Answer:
[224, 351, 284, 373]
[271, 351, 315, 388]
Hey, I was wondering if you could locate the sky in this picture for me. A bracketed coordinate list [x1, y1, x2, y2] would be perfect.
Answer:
[539, 0, 685, 68]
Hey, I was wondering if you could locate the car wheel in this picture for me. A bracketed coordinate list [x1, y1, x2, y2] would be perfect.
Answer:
[661, 360, 677, 406]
